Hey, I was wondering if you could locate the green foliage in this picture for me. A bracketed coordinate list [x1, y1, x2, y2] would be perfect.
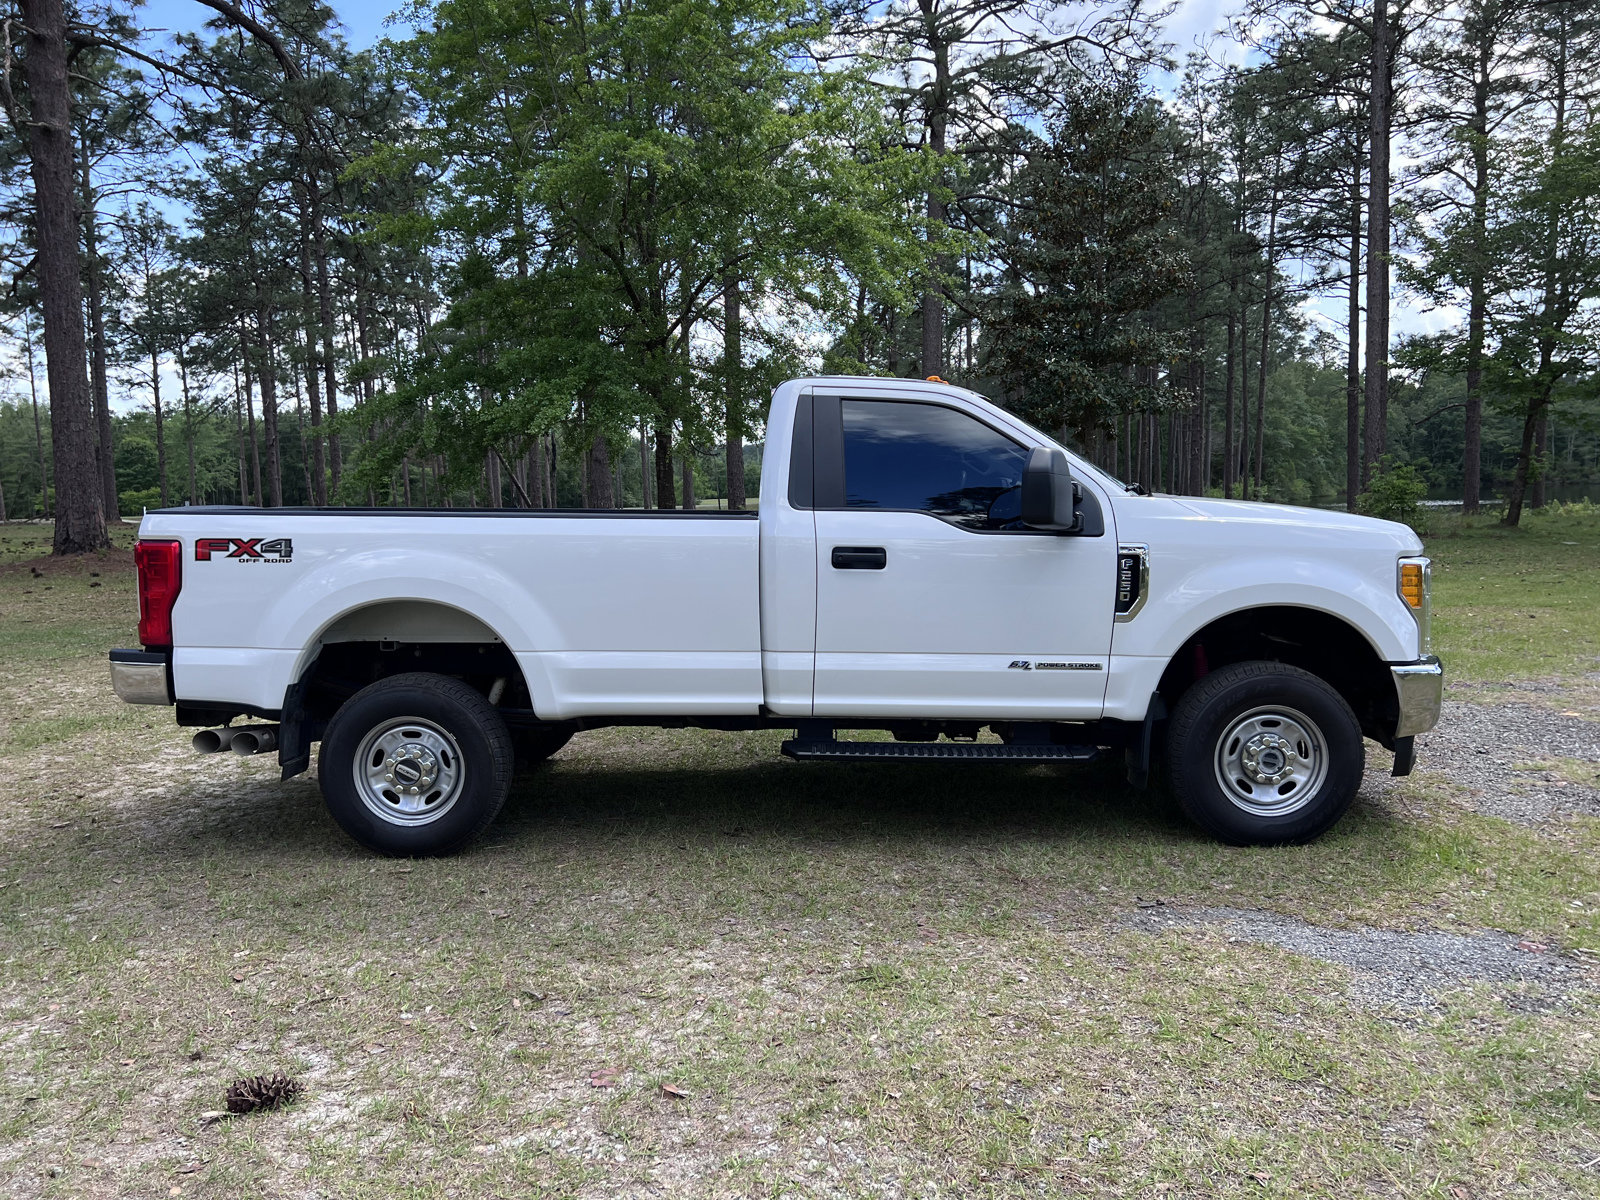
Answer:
[347, 0, 935, 497]
[982, 72, 1190, 441]
[1358, 458, 1431, 533]
[8, 0, 1600, 522]
[118, 487, 162, 514]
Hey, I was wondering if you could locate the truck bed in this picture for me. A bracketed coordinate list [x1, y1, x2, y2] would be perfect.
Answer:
[144, 506, 763, 720]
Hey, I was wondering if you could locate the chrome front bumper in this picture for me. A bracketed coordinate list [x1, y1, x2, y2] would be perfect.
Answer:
[1391, 655, 1443, 739]
[110, 649, 173, 706]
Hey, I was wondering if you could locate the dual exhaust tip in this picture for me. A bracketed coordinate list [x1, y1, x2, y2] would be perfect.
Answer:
[193, 725, 279, 756]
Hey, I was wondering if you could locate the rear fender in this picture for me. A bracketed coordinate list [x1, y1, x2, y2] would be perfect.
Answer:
[274, 549, 563, 712]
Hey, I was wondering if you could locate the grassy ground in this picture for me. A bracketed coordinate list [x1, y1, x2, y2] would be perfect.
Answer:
[0, 516, 1596, 1198]
[1428, 501, 1600, 683]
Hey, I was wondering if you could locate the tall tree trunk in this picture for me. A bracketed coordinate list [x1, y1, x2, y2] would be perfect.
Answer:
[233, 361, 248, 503]
[1503, 8, 1568, 528]
[23, 308, 50, 514]
[639, 416, 652, 508]
[297, 203, 327, 504]
[485, 448, 502, 509]
[1253, 193, 1280, 499]
[1503, 384, 1551, 527]
[547, 433, 558, 509]
[510, 448, 528, 508]
[79, 139, 117, 520]
[1149, 410, 1161, 492]
[1531, 413, 1548, 508]
[1187, 324, 1205, 495]
[21, 0, 106, 552]
[1170, 411, 1181, 493]
[240, 322, 263, 505]
[313, 183, 342, 498]
[654, 421, 676, 510]
[1362, 0, 1394, 486]
[1223, 286, 1237, 500]
[1462, 15, 1492, 516]
[724, 274, 746, 509]
[294, 368, 314, 504]
[681, 451, 695, 511]
[1239, 295, 1252, 501]
[1346, 153, 1363, 511]
[256, 309, 282, 507]
[587, 435, 614, 508]
[919, 0, 949, 378]
[180, 352, 197, 505]
[151, 347, 168, 507]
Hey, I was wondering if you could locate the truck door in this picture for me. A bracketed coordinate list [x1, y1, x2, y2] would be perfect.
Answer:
[809, 394, 1117, 720]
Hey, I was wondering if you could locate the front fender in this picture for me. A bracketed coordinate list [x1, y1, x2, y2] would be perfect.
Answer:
[1112, 554, 1417, 664]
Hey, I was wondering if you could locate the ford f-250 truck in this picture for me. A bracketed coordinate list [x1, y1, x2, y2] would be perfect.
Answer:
[109, 376, 1443, 856]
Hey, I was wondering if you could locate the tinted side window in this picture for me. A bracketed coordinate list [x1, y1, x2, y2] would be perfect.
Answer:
[841, 400, 1029, 531]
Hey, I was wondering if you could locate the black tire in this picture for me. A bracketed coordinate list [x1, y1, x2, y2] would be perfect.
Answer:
[1165, 661, 1364, 846]
[513, 727, 574, 773]
[318, 672, 513, 856]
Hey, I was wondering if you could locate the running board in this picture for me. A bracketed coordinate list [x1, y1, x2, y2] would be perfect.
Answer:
[781, 739, 1100, 763]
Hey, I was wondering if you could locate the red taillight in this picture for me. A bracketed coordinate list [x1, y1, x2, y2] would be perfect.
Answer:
[135, 539, 182, 650]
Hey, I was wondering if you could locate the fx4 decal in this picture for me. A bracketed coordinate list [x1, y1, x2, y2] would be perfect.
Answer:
[195, 537, 293, 563]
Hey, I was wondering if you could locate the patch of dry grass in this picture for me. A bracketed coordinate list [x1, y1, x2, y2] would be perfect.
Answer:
[0, 530, 1597, 1198]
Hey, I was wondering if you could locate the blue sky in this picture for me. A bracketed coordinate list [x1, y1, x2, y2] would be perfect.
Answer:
[135, 0, 410, 54]
[1162, 0, 1236, 69]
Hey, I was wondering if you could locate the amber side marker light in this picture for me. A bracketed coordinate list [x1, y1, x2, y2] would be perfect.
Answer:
[1400, 561, 1426, 609]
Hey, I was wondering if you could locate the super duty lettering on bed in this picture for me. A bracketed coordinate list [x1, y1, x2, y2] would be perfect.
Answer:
[107, 375, 1443, 857]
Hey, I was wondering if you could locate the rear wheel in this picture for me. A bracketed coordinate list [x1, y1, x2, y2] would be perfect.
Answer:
[1165, 661, 1363, 846]
[319, 672, 513, 856]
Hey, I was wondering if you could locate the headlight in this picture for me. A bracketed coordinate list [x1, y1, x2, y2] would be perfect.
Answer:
[1398, 556, 1431, 656]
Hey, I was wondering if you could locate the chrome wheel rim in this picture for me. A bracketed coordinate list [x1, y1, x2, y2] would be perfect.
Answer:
[352, 717, 465, 827]
[1213, 705, 1328, 818]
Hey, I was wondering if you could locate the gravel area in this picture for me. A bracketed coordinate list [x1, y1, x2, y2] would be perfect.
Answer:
[1412, 696, 1600, 825]
[1125, 904, 1594, 1014]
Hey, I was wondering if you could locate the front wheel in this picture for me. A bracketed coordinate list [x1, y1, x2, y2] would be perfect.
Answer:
[1165, 661, 1364, 846]
[318, 672, 514, 856]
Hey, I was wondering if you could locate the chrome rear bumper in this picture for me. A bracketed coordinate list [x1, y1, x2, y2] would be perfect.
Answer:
[1391, 655, 1443, 739]
[110, 649, 173, 706]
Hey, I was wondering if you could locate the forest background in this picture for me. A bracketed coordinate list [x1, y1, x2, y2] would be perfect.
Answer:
[3, 0, 1598, 550]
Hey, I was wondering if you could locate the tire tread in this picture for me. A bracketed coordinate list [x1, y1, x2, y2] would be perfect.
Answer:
[319, 671, 514, 856]
[1165, 660, 1363, 845]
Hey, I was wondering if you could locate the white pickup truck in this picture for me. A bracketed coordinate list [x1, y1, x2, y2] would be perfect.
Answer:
[110, 376, 1442, 855]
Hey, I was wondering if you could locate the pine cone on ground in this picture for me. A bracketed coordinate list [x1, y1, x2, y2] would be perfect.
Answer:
[224, 1071, 303, 1114]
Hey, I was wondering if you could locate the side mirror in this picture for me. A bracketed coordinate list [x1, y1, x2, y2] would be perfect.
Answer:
[1020, 447, 1081, 532]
